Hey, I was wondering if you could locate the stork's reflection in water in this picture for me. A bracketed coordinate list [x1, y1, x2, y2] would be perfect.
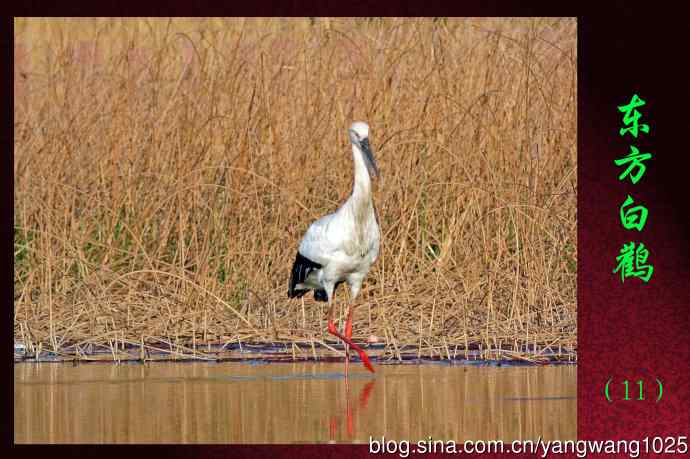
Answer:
[328, 376, 377, 442]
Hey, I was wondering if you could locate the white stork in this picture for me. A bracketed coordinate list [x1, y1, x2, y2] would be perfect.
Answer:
[288, 121, 380, 373]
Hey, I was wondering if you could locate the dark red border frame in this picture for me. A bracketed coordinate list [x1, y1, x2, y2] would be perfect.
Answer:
[8, 3, 690, 458]
[578, 10, 689, 448]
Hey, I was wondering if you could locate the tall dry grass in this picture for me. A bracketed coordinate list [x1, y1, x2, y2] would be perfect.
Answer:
[14, 18, 577, 361]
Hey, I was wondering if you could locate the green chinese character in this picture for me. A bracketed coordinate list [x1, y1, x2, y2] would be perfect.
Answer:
[613, 242, 654, 282]
[618, 94, 650, 138]
[615, 146, 652, 184]
[619, 195, 649, 231]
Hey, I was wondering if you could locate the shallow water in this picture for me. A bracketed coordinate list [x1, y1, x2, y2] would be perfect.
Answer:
[14, 362, 576, 443]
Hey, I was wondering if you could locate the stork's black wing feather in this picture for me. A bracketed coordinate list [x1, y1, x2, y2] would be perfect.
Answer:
[288, 252, 322, 298]
[288, 252, 347, 302]
[313, 288, 328, 301]
[313, 281, 345, 302]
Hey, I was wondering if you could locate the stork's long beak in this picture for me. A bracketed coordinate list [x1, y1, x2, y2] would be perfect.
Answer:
[358, 138, 380, 179]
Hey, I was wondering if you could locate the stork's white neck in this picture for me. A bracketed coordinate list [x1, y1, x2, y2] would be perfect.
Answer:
[345, 142, 375, 231]
[351, 143, 372, 202]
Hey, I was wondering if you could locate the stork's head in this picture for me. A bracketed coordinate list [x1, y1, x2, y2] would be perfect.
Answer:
[349, 121, 379, 179]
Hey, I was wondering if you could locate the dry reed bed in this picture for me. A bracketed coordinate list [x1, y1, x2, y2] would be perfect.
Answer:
[14, 18, 577, 362]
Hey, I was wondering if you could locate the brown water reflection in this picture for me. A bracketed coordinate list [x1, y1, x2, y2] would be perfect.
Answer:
[14, 362, 575, 443]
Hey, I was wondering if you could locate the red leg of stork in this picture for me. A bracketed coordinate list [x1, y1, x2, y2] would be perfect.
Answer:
[344, 306, 353, 374]
[344, 343, 350, 375]
[345, 306, 354, 340]
[327, 298, 374, 373]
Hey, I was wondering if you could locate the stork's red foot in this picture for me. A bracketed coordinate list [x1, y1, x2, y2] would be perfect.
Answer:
[327, 321, 375, 373]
